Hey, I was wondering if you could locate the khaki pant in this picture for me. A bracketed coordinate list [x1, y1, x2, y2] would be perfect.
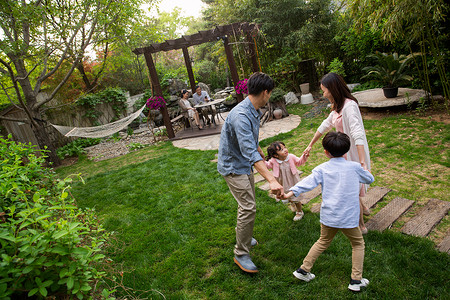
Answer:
[224, 173, 256, 256]
[301, 224, 365, 280]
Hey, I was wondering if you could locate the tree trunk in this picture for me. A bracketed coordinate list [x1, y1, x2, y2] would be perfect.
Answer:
[31, 122, 61, 166]
[30, 109, 61, 167]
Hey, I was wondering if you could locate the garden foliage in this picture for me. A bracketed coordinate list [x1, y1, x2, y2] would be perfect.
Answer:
[0, 136, 111, 299]
[56, 138, 102, 159]
[76, 87, 127, 125]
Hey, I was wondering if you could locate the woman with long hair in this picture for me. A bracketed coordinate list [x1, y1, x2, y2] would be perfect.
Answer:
[304, 73, 371, 234]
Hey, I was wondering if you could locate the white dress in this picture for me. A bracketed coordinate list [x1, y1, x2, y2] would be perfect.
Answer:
[181, 99, 195, 118]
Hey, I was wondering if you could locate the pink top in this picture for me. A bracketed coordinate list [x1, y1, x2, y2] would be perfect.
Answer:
[265, 153, 308, 178]
[332, 99, 351, 132]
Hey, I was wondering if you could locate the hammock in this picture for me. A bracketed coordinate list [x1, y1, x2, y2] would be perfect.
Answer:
[51, 104, 147, 138]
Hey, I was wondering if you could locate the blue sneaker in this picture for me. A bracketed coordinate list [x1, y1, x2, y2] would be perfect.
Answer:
[234, 255, 258, 273]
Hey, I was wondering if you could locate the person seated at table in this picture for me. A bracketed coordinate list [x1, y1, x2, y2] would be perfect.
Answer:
[192, 85, 216, 125]
[179, 89, 203, 130]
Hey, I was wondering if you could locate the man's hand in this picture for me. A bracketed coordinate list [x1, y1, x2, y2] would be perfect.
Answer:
[269, 180, 283, 197]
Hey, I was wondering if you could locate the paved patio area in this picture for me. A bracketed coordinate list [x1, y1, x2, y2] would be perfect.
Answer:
[172, 112, 301, 151]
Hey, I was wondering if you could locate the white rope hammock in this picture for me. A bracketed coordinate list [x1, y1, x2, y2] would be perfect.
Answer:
[51, 104, 147, 138]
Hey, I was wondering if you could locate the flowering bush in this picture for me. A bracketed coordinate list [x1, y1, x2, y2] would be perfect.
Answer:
[235, 78, 248, 95]
[146, 96, 166, 110]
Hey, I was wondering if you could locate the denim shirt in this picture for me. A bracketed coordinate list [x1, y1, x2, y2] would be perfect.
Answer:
[289, 157, 374, 228]
[217, 97, 262, 176]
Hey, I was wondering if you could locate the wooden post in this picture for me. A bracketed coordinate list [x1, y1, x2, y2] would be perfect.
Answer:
[222, 35, 243, 102]
[143, 51, 175, 139]
[182, 47, 197, 93]
[246, 31, 259, 73]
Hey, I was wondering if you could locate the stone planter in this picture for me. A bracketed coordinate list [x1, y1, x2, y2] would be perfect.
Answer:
[300, 83, 310, 94]
[273, 108, 283, 119]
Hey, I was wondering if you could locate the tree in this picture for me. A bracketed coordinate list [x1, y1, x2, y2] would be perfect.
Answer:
[0, 0, 145, 165]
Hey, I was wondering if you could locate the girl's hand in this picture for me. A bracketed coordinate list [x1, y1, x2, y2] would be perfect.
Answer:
[303, 146, 312, 155]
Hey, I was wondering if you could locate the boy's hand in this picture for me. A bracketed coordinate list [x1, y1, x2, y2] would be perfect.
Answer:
[277, 191, 294, 200]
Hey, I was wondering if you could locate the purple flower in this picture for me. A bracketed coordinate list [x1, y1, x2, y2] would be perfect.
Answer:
[146, 96, 166, 110]
[235, 78, 248, 94]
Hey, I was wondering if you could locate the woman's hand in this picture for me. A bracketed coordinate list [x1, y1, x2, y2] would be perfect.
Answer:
[360, 161, 367, 170]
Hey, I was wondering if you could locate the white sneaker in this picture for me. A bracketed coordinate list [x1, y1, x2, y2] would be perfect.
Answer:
[293, 268, 315, 282]
[293, 211, 304, 221]
[348, 278, 369, 292]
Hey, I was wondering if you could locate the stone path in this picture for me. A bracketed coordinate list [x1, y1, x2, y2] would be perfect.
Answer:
[401, 199, 450, 237]
[366, 197, 415, 232]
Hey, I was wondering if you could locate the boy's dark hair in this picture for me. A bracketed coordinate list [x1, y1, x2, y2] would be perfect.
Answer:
[195, 85, 200, 90]
[322, 131, 350, 157]
[266, 141, 285, 161]
[247, 72, 274, 96]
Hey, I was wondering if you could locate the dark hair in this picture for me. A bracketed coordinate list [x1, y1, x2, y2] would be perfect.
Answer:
[247, 72, 274, 96]
[321, 73, 358, 113]
[322, 131, 350, 157]
[195, 85, 200, 91]
[180, 89, 188, 97]
[266, 141, 285, 160]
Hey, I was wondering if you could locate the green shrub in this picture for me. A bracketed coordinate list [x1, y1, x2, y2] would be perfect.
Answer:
[0, 136, 112, 299]
[56, 138, 102, 159]
[327, 58, 346, 77]
[269, 87, 286, 103]
[76, 88, 127, 125]
[351, 81, 383, 92]
[127, 142, 146, 151]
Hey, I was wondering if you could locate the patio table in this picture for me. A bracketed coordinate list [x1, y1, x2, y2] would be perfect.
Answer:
[194, 98, 227, 125]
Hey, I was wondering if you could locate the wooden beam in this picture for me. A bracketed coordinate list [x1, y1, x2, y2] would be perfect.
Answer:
[134, 22, 259, 55]
[223, 35, 243, 102]
[143, 52, 175, 139]
[182, 47, 196, 94]
[246, 31, 259, 73]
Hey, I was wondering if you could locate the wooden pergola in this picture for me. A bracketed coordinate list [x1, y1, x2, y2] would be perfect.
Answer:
[133, 22, 261, 138]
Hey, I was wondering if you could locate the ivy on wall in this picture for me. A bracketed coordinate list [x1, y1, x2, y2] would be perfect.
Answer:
[75, 88, 127, 125]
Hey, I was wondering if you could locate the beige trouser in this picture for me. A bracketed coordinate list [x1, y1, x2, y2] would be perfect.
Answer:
[224, 173, 256, 256]
[301, 224, 365, 280]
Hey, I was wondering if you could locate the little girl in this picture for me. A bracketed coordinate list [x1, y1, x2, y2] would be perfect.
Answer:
[265, 141, 309, 221]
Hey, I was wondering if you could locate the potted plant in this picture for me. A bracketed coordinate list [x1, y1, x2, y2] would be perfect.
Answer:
[269, 87, 288, 119]
[362, 52, 414, 98]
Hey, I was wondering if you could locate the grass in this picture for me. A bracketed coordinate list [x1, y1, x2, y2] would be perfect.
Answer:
[54, 102, 450, 299]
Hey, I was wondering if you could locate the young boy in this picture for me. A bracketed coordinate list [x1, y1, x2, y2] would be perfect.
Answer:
[279, 131, 374, 292]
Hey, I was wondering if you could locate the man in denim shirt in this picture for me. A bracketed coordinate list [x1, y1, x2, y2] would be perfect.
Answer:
[218, 72, 283, 273]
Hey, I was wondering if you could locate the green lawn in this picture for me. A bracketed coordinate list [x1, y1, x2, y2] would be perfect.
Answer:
[55, 102, 450, 299]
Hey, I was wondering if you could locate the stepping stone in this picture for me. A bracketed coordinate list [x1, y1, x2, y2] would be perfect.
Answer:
[310, 202, 321, 213]
[437, 230, 450, 253]
[254, 173, 265, 183]
[258, 181, 270, 191]
[401, 199, 450, 237]
[301, 186, 322, 205]
[366, 197, 414, 232]
[362, 186, 391, 210]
